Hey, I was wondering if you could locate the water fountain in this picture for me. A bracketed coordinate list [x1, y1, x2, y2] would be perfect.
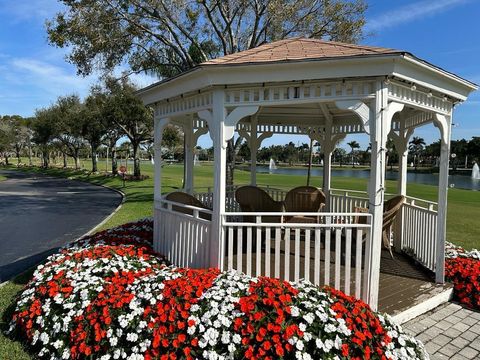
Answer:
[269, 158, 277, 172]
[194, 153, 199, 166]
[472, 162, 480, 179]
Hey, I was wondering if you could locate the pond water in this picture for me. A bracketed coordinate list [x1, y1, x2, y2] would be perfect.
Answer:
[253, 165, 480, 191]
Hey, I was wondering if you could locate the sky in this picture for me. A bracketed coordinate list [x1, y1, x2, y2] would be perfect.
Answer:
[0, 0, 479, 150]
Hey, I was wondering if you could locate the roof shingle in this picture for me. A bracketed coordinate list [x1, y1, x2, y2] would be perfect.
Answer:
[201, 37, 403, 66]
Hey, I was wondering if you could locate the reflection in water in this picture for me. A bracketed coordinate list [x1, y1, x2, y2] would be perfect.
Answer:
[253, 166, 480, 191]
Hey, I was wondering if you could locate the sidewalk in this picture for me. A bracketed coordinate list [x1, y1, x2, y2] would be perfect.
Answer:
[402, 302, 480, 359]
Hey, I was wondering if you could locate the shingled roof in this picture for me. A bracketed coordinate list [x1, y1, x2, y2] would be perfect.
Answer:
[201, 37, 404, 66]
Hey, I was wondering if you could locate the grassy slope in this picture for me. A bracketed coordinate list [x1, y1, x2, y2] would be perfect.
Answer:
[0, 161, 478, 359]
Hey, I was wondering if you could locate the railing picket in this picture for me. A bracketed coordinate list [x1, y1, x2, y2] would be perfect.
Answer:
[256, 217, 262, 276]
[355, 229, 362, 298]
[335, 228, 342, 290]
[237, 228, 243, 274]
[275, 228, 281, 278]
[294, 228, 301, 282]
[265, 227, 271, 277]
[324, 222, 331, 286]
[314, 229, 321, 285]
[345, 228, 352, 295]
[304, 229, 311, 282]
[246, 226, 252, 276]
[284, 228, 291, 281]
[228, 226, 234, 270]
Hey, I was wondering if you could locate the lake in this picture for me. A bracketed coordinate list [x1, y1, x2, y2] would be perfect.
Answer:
[253, 165, 480, 191]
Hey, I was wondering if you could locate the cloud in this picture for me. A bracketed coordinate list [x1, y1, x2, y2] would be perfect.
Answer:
[365, 0, 471, 32]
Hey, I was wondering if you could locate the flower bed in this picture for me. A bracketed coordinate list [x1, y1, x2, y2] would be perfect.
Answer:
[9, 219, 428, 360]
[445, 241, 480, 310]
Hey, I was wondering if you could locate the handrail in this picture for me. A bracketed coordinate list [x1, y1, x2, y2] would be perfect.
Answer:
[157, 198, 213, 214]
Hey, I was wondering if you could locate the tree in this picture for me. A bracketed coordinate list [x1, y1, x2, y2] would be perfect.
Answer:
[32, 107, 58, 168]
[47, 0, 367, 184]
[162, 125, 183, 159]
[347, 140, 360, 167]
[104, 78, 153, 177]
[408, 136, 426, 171]
[47, 0, 367, 78]
[385, 138, 396, 171]
[54, 95, 85, 169]
[83, 88, 109, 172]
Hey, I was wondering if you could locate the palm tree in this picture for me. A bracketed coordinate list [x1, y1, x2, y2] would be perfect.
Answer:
[408, 136, 426, 171]
[347, 140, 360, 167]
[386, 138, 396, 171]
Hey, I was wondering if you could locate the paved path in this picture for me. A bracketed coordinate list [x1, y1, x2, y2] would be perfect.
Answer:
[0, 169, 122, 282]
[403, 302, 480, 359]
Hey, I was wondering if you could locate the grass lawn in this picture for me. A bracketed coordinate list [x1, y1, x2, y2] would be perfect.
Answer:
[0, 160, 479, 359]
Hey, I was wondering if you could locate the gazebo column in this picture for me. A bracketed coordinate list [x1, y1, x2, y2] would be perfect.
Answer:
[390, 123, 414, 196]
[199, 93, 259, 268]
[314, 104, 345, 209]
[153, 117, 171, 202]
[433, 113, 452, 283]
[390, 125, 413, 252]
[239, 117, 272, 186]
[183, 119, 194, 194]
[183, 120, 208, 194]
[336, 86, 403, 310]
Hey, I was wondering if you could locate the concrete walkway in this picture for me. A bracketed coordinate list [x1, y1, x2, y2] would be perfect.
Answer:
[403, 302, 480, 359]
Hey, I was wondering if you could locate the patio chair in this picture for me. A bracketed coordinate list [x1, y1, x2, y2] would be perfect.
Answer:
[354, 195, 405, 258]
[283, 186, 326, 223]
[165, 191, 212, 220]
[235, 186, 284, 223]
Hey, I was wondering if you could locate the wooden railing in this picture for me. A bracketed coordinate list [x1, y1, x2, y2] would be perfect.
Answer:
[221, 212, 372, 301]
[154, 199, 212, 268]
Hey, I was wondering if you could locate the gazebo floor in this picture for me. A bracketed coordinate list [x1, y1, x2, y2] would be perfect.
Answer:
[224, 247, 451, 316]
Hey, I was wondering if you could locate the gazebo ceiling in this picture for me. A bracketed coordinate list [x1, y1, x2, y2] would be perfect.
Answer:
[138, 38, 477, 107]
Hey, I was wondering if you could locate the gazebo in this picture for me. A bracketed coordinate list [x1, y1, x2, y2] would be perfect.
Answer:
[137, 38, 477, 313]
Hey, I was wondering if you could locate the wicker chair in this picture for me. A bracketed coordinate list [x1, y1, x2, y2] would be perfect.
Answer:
[354, 195, 405, 257]
[235, 186, 284, 223]
[283, 186, 326, 223]
[165, 192, 212, 220]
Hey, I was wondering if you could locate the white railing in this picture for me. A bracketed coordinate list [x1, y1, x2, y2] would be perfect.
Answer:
[329, 188, 438, 272]
[154, 199, 212, 268]
[221, 212, 372, 301]
[329, 189, 370, 213]
[398, 203, 438, 271]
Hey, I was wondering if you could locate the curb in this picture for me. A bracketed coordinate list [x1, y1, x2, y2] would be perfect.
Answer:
[0, 171, 126, 288]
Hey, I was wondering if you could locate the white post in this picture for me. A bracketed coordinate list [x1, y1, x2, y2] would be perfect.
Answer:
[250, 134, 258, 186]
[434, 113, 451, 283]
[210, 90, 227, 269]
[363, 85, 404, 310]
[323, 149, 332, 207]
[364, 84, 388, 310]
[154, 117, 170, 202]
[184, 119, 195, 193]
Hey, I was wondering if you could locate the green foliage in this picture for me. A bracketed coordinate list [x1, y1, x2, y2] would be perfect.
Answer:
[46, 0, 367, 77]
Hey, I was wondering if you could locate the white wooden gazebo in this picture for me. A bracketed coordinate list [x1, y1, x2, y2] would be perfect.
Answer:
[137, 38, 477, 310]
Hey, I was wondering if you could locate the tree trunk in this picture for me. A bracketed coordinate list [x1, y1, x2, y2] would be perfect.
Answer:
[306, 138, 313, 186]
[226, 139, 235, 186]
[63, 152, 68, 168]
[133, 142, 141, 177]
[111, 146, 118, 175]
[4, 154, 9, 166]
[91, 146, 98, 173]
[28, 140, 32, 166]
[74, 149, 80, 169]
[42, 149, 49, 168]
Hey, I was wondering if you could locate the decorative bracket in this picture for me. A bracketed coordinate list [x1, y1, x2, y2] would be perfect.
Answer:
[433, 113, 450, 145]
[154, 117, 170, 150]
[335, 100, 371, 134]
